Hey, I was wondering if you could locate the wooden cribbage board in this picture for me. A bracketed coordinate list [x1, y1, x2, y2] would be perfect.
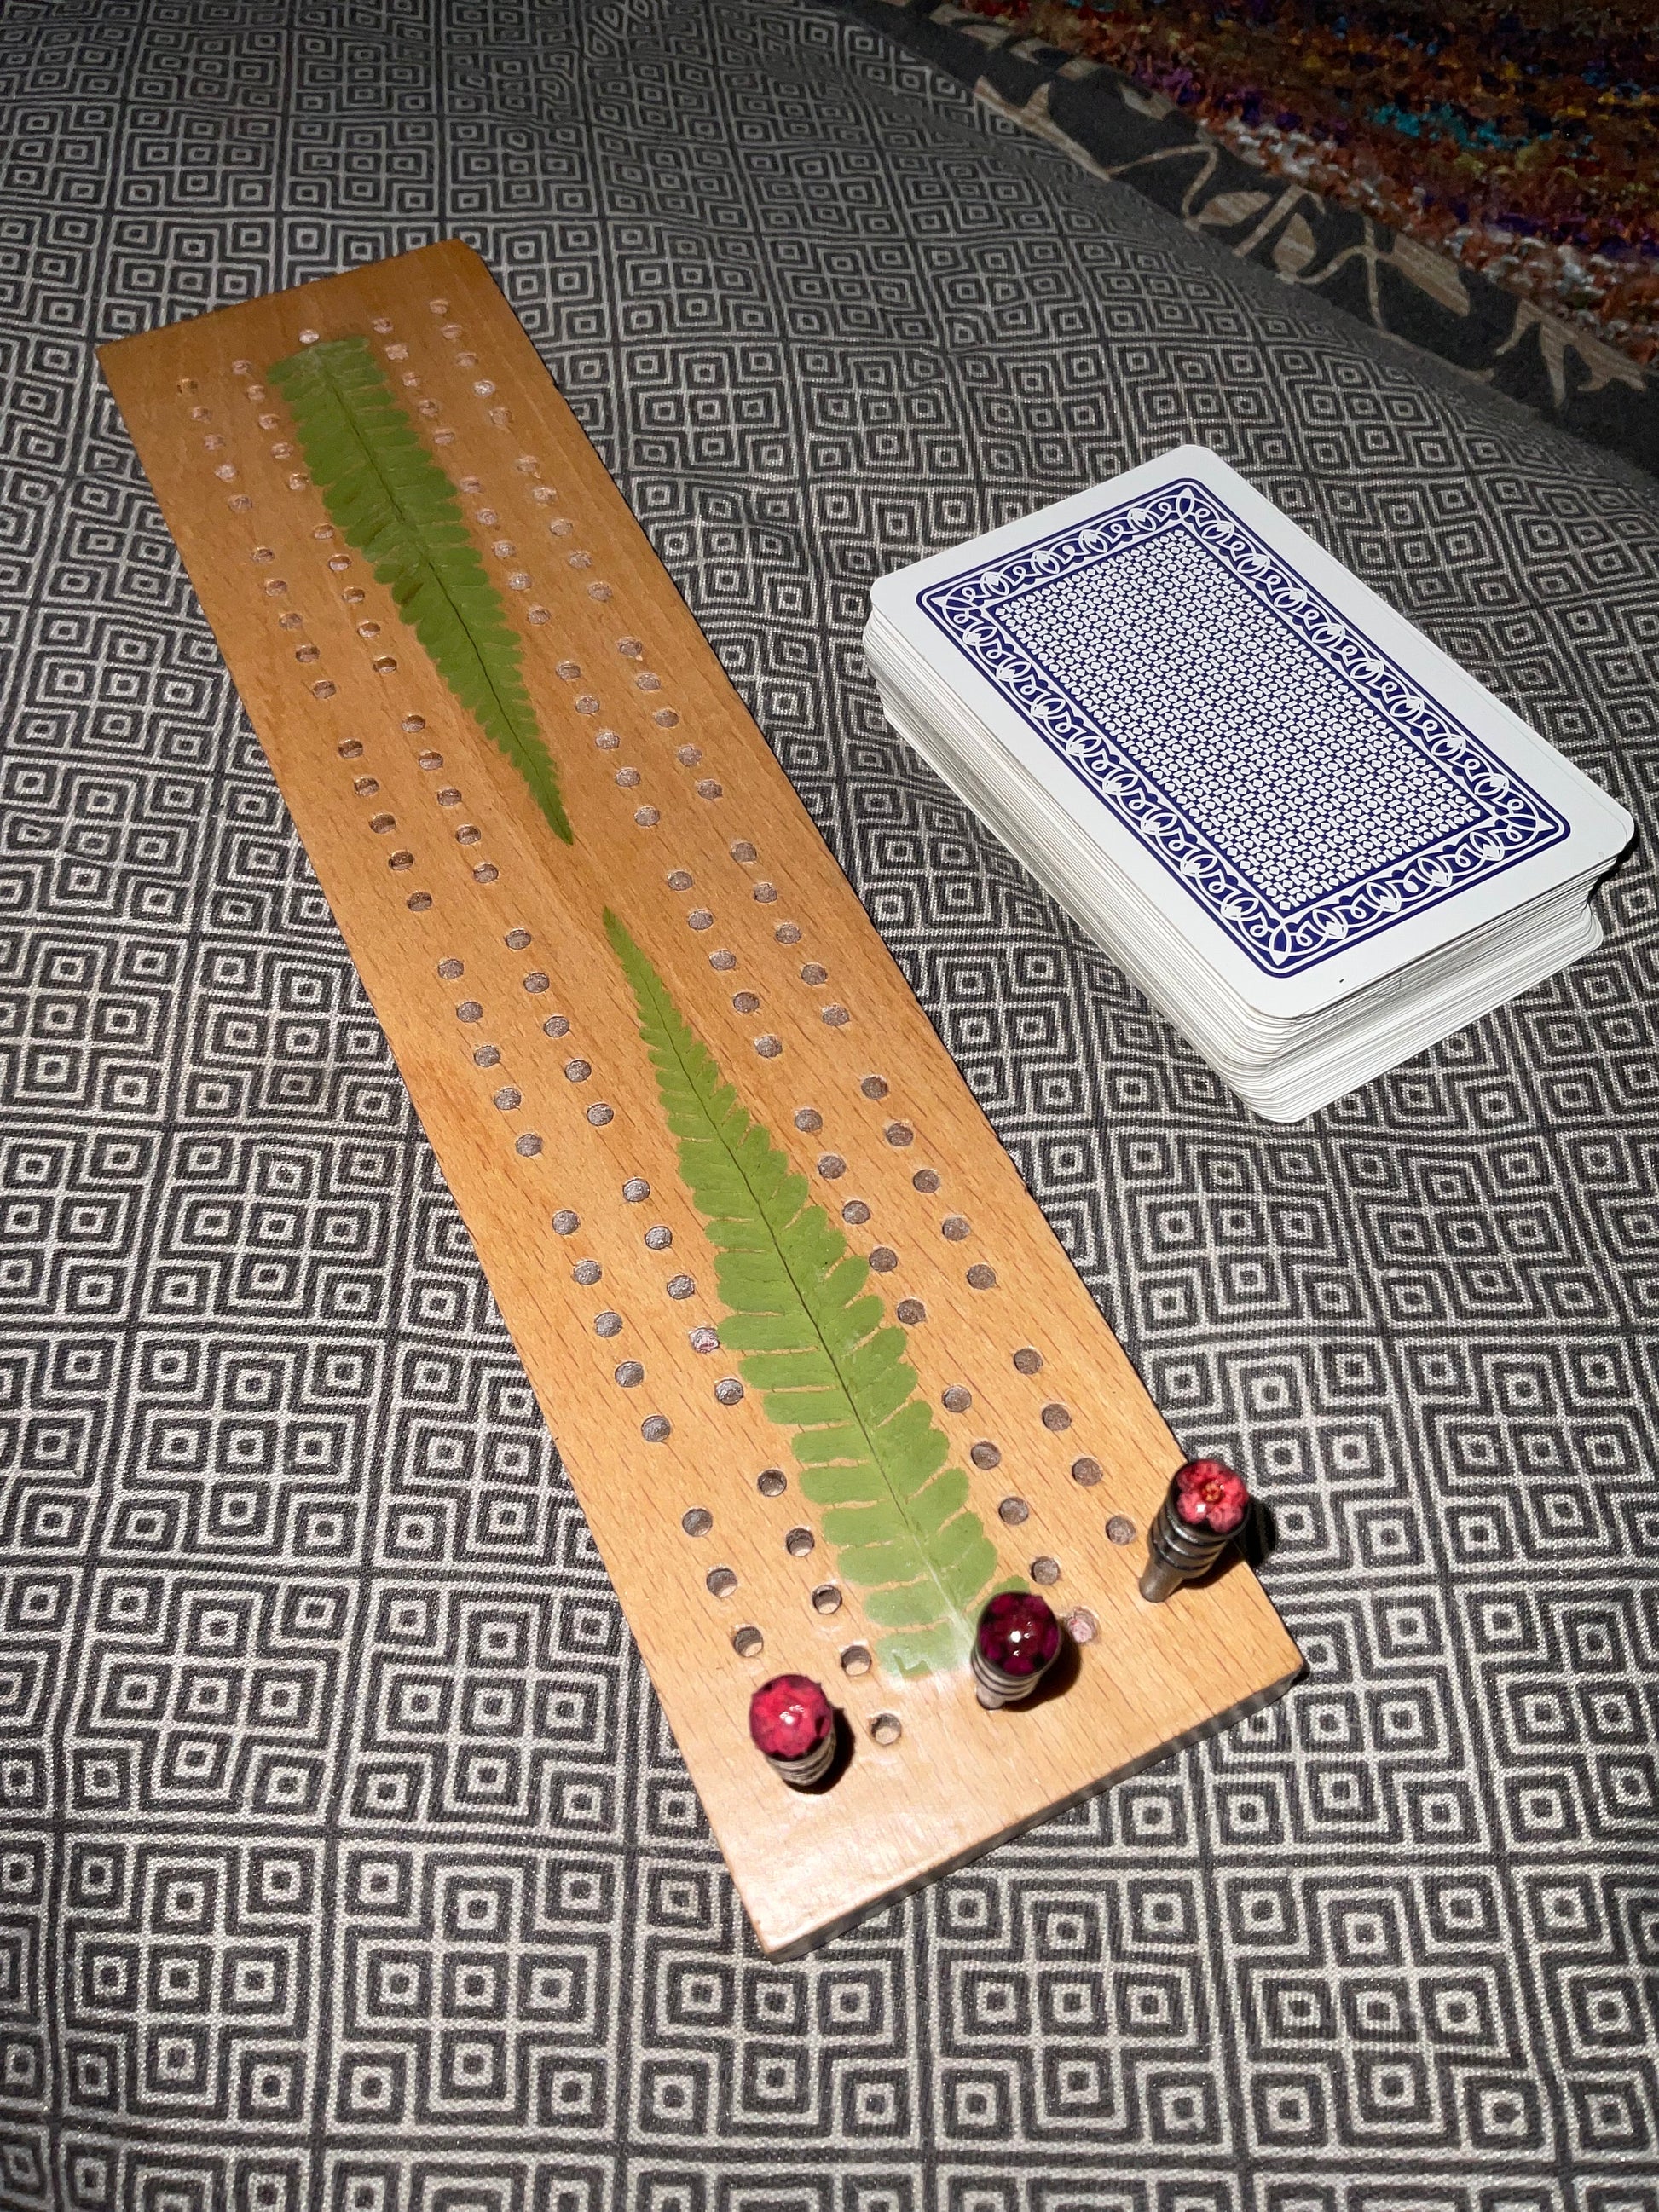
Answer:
[101, 240, 1299, 1957]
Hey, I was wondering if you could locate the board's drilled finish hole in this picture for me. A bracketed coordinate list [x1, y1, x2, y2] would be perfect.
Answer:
[732, 1626, 764, 1659]
[841, 1645, 872, 1678]
[757, 1469, 787, 1498]
[1106, 1514, 1136, 1545]
[970, 1441, 1001, 1470]
[870, 1712, 902, 1747]
[1030, 1556, 1061, 1586]
[1066, 1608, 1099, 1645]
[706, 1566, 737, 1598]
[941, 1385, 971, 1415]
[784, 1527, 815, 1558]
[998, 1496, 1030, 1525]
[1013, 1347, 1043, 1375]
[1072, 1458, 1104, 1488]
[811, 1584, 842, 1616]
[681, 1507, 713, 1538]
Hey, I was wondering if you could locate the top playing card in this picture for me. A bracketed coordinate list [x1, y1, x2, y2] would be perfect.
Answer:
[873, 446, 1631, 1014]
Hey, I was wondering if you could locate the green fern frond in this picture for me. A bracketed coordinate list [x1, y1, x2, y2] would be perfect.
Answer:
[605, 910, 1003, 1677]
[268, 333, 571, 844]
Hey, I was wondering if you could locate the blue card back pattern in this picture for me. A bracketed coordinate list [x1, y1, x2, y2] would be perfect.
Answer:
[917, 480, 1569, 976]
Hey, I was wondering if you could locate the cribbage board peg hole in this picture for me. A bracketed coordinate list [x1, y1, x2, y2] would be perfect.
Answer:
[912, 1169, 940, 1194]
[885, 1123, 913, 1148]
[784, 1527, 815, 1558]
[542, 1014, 570, 1037]
[756, 1469, 787, 1498]
[1041, 1404, 1072, 1432]
[941, 1385, 971, 1414]
[794, 1107, 822, 1133]
[1013, 1347, 1043, 1375]
[998, 1496, 1030, 1524]
[941, 1216, 970, 1242]
[1030, 1556, 1061, 1586]
[1066, 1608, 1099, 1645]
[472, 1046, 500, 1069]
[840, 1645, 872, 1678]
[713, 1377, 744, 1406]
[688, 1327, 719, 1354]
[896, 1298, 926, 1324]
[869, 1712, 902, 1747]
[967, 1265, 997, 1291]
[454, 1000, 482, 1023]
[706, 1566, 737, 1597]
[732, 1626, 765, 1660]
[406, 892, 432, 913]
[337, 739, 362, 759]
[594, 1312, 622, 1339]
[681, 1508, 713, 1539]
[801, 963, 828, 985]
[969, 1441, 1000, 1470]
[1073, 1458, 1104, 1488]
[810, 1584, 842, 1616]
[645, 1227, 674, 1253]
[552, 1210, 579, 1236]
[841, 1200, 870, 1226]
[709, 949, 737, 971]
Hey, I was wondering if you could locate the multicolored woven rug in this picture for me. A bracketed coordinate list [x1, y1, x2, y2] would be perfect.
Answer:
[845, 0, 1657, 477]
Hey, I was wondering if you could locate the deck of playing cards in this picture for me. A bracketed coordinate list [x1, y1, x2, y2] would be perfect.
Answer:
[865, 446, 1633, 1121]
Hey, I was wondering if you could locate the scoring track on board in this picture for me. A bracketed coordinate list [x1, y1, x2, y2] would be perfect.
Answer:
[104, 241, 1300, 1955]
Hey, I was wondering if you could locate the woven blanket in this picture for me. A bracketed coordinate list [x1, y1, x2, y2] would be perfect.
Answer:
[2, 1, 1656, 2203]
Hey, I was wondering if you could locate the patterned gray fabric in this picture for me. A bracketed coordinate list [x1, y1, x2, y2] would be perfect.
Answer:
[2, 2, 1656, 2205]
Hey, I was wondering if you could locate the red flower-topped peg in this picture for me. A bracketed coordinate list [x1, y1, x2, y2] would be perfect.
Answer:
[972, 1591, 1063, 1709]
[749, 1674, 837, 1788]
[1139, 1458, 1251, 1603]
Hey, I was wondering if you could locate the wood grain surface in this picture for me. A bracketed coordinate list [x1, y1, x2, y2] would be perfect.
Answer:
[100, 239, 1300, 1956]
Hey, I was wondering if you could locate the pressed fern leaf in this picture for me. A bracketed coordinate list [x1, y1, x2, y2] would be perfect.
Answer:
[606, 911, 1005, 1677]
[268, 333, 571, 843]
